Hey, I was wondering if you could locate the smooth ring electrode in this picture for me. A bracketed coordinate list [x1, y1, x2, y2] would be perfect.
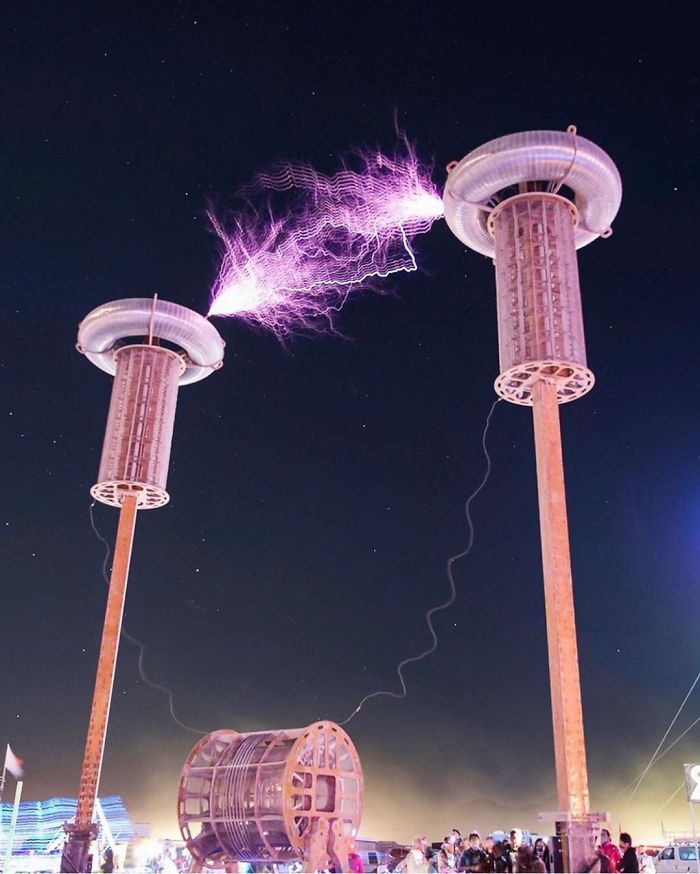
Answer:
[77, 297, 225, 385]
[443, 129, 622, 257]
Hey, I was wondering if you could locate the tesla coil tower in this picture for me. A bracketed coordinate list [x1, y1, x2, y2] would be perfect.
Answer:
[443, 128, 622, 872]
[61, 298, 225, 873]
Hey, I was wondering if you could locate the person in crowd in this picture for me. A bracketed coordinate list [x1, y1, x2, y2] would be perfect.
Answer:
[598, 828, 622, 872]
[426, 846, 438, 873]
[636, 844, 655, 874]
[99, 847, 114, 874]
[481, 836, 494, 873]
[160, 852, 178, 874]
[531, 855, 546, 874]
[500, 838, 512, 873]
[617, 833, 639, 873]
[509, 832, 521, 871]
[348, 845, 365, 873]
[437, 838, 458, 872]
[532, 838, 551, 873]
[452, 829, 465, 854]
[491, 841, 512, 873]
[516, 842, 534, 872]
[396, 837, 432, 874]
[459, 832, 487, 872]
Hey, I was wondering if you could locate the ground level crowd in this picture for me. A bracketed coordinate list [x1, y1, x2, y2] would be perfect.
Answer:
[385, 828, 654, 873]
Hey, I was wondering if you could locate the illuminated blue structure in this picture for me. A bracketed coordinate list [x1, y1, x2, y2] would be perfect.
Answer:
[0, 796, 135, 854]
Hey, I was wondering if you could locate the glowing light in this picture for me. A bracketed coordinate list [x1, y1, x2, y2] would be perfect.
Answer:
[208, 139, 444, 336]
[134, 838, 165, 864]
[0, 796, 134, 854]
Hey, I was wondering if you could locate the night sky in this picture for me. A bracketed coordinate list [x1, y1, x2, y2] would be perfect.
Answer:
[2, 1, 698, 845]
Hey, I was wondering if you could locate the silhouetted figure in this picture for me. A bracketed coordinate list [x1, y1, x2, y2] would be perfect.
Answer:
[617, 833, 639, 873]
[532, 838, 551, 873]
[100, 847, 114, 873]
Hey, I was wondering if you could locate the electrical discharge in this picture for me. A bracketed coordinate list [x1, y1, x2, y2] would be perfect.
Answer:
[208, 139, 444, 336]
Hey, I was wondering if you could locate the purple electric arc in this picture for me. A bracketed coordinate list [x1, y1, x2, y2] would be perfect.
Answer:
[208, 141, 444, 337]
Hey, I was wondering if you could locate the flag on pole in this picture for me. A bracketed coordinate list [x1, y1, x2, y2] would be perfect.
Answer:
[4, 744, 24, 779]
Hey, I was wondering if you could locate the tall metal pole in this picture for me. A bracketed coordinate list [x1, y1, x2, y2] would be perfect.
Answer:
[1, 780, 22, 874]
[61, 494, 138, 873]
[532, 379, 591, 869]
[688, 800, 700, 874]
[64, 299, 224, 872]
[443, 128, 621, 873]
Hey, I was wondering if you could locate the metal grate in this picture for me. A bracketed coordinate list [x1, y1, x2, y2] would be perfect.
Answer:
[92, 345, 184, 508]
[490, 193, 593, 405]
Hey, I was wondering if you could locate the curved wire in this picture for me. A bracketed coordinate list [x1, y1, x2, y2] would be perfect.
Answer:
[338, 398, 501, 725]
[89, 502, 207, 735]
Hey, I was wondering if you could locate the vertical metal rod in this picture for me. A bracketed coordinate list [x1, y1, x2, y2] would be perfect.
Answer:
[1, 780, 22, 874]
[689, 800, 700, 874]
[75, 494, 138, 828]
[148, 294, 158, 346]
[532, 379, 591, 870]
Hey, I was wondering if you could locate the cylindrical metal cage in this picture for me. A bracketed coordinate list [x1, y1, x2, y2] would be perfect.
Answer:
[91, 345, 184, 508]
[178, 722, 363, 869]
[490, 193, 594, 405]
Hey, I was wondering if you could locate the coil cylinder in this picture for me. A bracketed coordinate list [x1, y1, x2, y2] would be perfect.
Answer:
[91, 345, 185, 508]
[177, 721, 363, 869]
[489, 193, 594, 405]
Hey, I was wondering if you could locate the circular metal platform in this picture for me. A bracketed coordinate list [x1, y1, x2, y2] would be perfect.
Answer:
[495, 360, 595, 406]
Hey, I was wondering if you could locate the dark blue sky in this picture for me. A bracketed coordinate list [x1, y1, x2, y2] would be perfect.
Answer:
[1, 0, 698, 842]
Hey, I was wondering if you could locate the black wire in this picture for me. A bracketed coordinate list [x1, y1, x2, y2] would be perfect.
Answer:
[339, 398, 502, 725]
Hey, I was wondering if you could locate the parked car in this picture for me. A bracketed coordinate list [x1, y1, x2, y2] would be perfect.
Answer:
[655, 841, 700, 873]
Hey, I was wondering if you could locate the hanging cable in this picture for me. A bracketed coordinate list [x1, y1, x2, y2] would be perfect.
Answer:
[654, 782, 686, 818]
[338, 398, 501, 726]
[619, 667, 700, 815]
[89, 502, 206, 735]
[610, 712, 700, 806]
